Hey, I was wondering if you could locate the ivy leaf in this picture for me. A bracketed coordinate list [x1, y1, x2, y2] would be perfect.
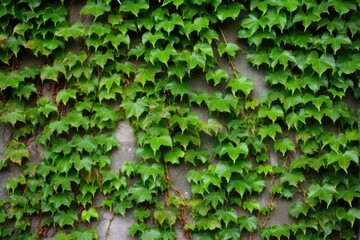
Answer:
[288, 201, 310, 218]
[219, 142, 249, 162]
[320, 33, 351, 54]
[307, 183, 337, 208]
[258, 123, 282, 141]
[0, 99, 26, 126]
[215, 207, 238, 227]
[119, 0, 149, 16]
[241, 13, 267, 36]
[56, 89, 77, 105]
[270, 47, 296, 69]
[41, 62, 66, 82]
[216, 2, 244, 21]
[162, 0, 184, 9]
[121, 98, 147, 120]
[145, 135, 172, 153]
[50, 173, 80, 192]
[258, 105, 284, 122]
[137, 162, 164, 183]
[55, 21, 84, 41]
[182, 17, 209, 38]
[246, 51, 271, 68]
[42, 5, 67, 24]
[53, 209, 78, 228]
[196, 215, 221, 230]
[81, 208, 99, 223]
[274, 138, 295, 156]
[227, 76, 254, 97]
[326, 150, 358, 172]
[218, 43, 240, 58]
[37, 97, 58, 118]
[91, 50, 114, 69]
[71, 229, 98, 240]
[306, 51, 335, 76]
[134, 64, 162, 86]
[155, 13, 184, 35]
[164, 147, 185, 164]
[81, 0, 110, 20]
[243, 199, 261, 213]
[149, 44, 177, 66]
[165, 80, 190, 101]
[239, 215, 259, 232]
[154, 208, 177, 227]
[337, 53, 360, 75]
[208, 92, 238, 113]
[280, 170, 305, 187]
[49, 191, 75, 209]
[2, 140, 29, 165]
[218, 228, 241, 240]
[205, 69, 228, 86]
[129, 182, 154, 203]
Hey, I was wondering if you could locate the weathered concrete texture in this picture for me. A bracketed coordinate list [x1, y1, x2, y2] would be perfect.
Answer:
[111, 120, 137, 171]
[93, 209, 136, 240]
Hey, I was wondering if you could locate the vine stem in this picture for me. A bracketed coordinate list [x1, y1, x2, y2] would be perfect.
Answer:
[217, 24, 240, 78]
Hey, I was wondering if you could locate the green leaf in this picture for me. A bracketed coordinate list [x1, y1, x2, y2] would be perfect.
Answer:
[162, 0, 184, 9]
[53, 209, 78, 228]
[145, 135, 172, 153]
[241, 13, 267, 36]
[91, 50, 114, 69]
[70, 229, 98, 240]
[270, 47, 296, 69]
[216, 2, 244, 21]
[326, 150, 358, 172]
[182, 17, 209, 38]
[307, 183, 337, 207]
[154, 208, 177, 227]
[239, 215, 259, 232]
[280, 170, 305, 187]
[208, 92, 238, 113]
[227, 76, 254, 97]
[55, 21, 84, 41]
[149, 44, 177, 66]
[81, 0, 110, 21]
[56, 89, 77, 105]
[164, 147, 185, 164]
[306, 51, 336, 76]
[155, 13, 184, 34]
[120, 0, 149, 16]
[50, 173, 80, 192]
[129, 182, 154, 203]
[215, 207, 237, 227]
[320, 33, 351, 54]
[258, 105, 284, 122]
[219, 142, 249, 162]
[243, 199, 261, 213]
[41, 62, 66, 82]
[42, 5, 67, 24]
[258, 123, 282, 141]
[49, 191, 75, 209]
[288, 201, 309, 218]
[2, 140, 29, 165]
[218, 228, 241, 240]
[205, 69, 228, 86]
[218, 43, 240, 58]
[134, 64, 162, 86]
[121, 98, 147, 120]
[81, 208, 99, 223]
[0, 99, 26, 126]
[274, 138, 295, 156]
[196, 215, 221, 230]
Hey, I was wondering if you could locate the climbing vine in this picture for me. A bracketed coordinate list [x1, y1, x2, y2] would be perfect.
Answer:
[0, 0, 359, 239]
